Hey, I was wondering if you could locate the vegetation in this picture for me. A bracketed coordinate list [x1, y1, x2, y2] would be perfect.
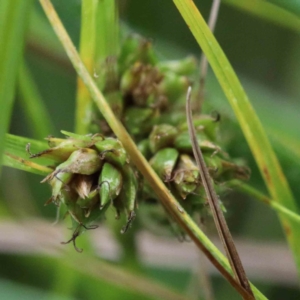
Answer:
[1, 0, 300, 299]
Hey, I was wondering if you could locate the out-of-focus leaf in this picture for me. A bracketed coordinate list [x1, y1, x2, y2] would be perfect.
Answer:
[2, 134, 52, 175]
[224, 0, 300, 33]
[0, 0, 34, 174]
[267, 0, 300, 18]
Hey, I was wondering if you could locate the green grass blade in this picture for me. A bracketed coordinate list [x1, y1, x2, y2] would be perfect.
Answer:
[38, 1, 267, 297]
[95, 0, 119, 89]
[266, 0, 300, 17]
[173, 0, 300, 275]
[75, 0, 98, 134]
[229, 180, 300, 225]
[96, 0, 119, 62]
[0, 0, 34, 174]
[224, 0, 300, 34]
[18, 60, 56, 139]
[3, 134, 52, 175]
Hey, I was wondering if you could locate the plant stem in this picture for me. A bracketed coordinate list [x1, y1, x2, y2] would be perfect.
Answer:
[38, 1, 267, 298]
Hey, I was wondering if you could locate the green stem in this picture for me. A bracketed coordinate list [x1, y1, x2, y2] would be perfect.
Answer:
[39, 1, 266, 298]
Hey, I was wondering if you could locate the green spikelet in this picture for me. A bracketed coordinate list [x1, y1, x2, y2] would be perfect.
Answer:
[31, 35, 251, 249]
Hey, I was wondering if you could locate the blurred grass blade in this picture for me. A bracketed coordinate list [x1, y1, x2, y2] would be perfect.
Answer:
[38, 1, 267, 298]
[3, 152, 51, 176]
[186, 88, 254, 298]
[3, 134, 52, 175]
[75, 0, 98, 134]
[18, 60, 56, 139]
[173, 0, 300, 275]
[224, 0, 300, 33]
[266, 0, 300, 18]
[0, 0, 33, 174]
[229, 180, 300, 225]
[95, 0, 119, 89]
[96, 0, 119, 63]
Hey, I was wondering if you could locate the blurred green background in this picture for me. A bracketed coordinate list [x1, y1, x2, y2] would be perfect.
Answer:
[1, 0, 300, 299]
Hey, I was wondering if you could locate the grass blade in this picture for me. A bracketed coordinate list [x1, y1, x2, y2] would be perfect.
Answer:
[3, 134, 52, 175]
[38, 1, 267, 298]
[186, 87, 254, 298]
[229, 180, 300, 225]
[266, 0, 300, 17]
[224, 0, 300, 34]
[75, 0, 98, 134]
[0, 0, 33, 174]
[173, 0, 300, 276]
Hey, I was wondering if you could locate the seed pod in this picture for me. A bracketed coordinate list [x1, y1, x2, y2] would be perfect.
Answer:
[95, 138, 127, 168]
[120, 62, 163, 107]
[31, 133, 102, 162]
[124, 107, 158, 138]
[174, 131, 221, 154]
[173, 154, 200, 199]
[118, 35, 157, 74]
[47, 169, 73, 204]
[149, 124, 178, 153]
[99, 162, 123, 209]
[158, 72, 190, 104]
[137, 139, 151, 159]
[61, 130, 103, 142]
[117, 164, 138, 233]
[157, 56, 197, 76]
[72, 174, 94, 199]
[62, 148, 102, 175]
[149, 148, 179, 181]
[178, 116, 219, 142]
[105, 91, 124, 119]
[61, 188, 85, 225]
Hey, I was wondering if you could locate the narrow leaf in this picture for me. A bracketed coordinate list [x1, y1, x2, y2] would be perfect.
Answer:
[75, 0, 98, 134]
[173, 0, 300, 277]
[224, 0, 300, 34]
[0, 0, 33, 174]
[186, 87, 254, 298]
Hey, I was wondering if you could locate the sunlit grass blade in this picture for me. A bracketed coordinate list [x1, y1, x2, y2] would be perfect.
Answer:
[0, 0, 34, 174]
[38, 1, 267, 298]
[18, 60, 56, 139]
[75, 0, 98, 134]
[224, 0, 300, 34]
[173, 0, 300, 275]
